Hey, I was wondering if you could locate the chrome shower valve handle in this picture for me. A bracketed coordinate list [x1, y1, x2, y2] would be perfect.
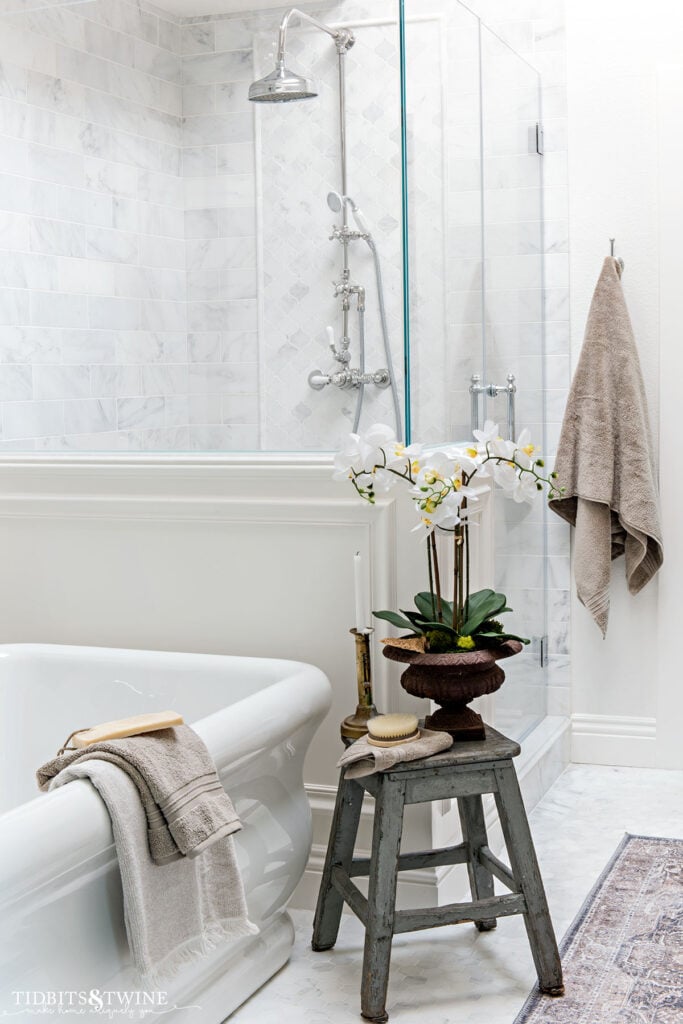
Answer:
[308, 368, 391, 391]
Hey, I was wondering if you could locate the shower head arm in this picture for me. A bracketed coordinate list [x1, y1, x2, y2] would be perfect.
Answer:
[276, 8, 355, 62]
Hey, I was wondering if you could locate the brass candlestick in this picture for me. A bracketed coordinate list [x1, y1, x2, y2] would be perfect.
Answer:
[340, 628, 379, 741]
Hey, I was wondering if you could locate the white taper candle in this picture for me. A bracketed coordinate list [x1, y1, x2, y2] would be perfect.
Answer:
[353, 551, 367, 633]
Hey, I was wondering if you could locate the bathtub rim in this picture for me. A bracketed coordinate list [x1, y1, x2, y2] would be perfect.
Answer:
[0, 642, 332, 909]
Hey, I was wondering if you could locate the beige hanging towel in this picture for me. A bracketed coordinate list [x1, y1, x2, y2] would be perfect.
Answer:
[548, 256, 663, 636]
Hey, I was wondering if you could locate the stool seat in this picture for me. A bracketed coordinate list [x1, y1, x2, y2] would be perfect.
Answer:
[312, 724, 563, 1022]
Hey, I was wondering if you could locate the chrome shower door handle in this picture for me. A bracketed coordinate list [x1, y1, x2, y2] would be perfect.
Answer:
[505, 372, 516, 443]
[469, 372, 517, 441]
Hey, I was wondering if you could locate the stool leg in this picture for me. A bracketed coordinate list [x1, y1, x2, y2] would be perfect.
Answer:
[493, 763, 564, 996]
[361, 777, 406, 1023]
[458, 794, 497, 932]
[312, 773, 365, 952]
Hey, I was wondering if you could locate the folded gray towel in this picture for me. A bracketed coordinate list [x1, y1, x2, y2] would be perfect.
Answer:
[549, 256, 663, 635]
[37, 724, 241, 865]
[337, 727, 453, 779]
[49, 759, 256, 983]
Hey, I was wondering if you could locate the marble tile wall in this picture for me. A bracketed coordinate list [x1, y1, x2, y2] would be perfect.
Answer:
[0, 0, 191, 451]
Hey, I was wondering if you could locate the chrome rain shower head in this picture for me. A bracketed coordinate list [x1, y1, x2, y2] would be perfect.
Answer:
[248, 8, 353, 104]
[248, 61, 317, 103]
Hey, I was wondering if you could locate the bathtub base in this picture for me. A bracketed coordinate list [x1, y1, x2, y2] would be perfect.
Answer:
[164, 912, 295, 1023]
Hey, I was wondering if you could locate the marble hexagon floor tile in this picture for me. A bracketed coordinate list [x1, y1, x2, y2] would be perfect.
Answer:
[232, 764, 683, 1024]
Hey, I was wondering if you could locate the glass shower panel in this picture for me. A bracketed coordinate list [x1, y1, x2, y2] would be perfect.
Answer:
[401, 4, 548, 740]
[480, 26, 547, 738]
[401, 0, 483, 445]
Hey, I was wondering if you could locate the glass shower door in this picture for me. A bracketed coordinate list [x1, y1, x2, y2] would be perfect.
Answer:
[400, 2, 548, 738]
[480, 26, 547, 738]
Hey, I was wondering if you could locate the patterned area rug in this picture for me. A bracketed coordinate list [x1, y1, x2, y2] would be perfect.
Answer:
[515, 834, 683, 1024]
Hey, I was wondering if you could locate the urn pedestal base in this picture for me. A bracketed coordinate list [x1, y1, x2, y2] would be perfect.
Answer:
[425, 703, 486, 741]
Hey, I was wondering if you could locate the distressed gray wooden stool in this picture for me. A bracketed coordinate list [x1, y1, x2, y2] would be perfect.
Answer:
[312, 724, 563, 1022]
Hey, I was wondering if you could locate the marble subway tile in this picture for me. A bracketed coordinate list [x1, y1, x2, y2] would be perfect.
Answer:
[182, 49, 252, 86]
[27, 70, 85, 117]
[117, 394, 165, 429]
[63, 397, 116, 433]
[56, 185, 113, 227]
[34, 364, 90, 400]
[61, 328, 116, 363]
[0, 211, 29, 250]
[133, 38, 181, 84]
[31, 290, 88, 327]
[140, 363, 188, 395]
[90, 364, 141, 398]
[183, 83, 215, 115]
[139, 235, 185, 269]
[222, 393, 258, 424]
[183, 146, 217, 177]
[215, 143, 253, 175]
[181, 23, 215, 56]
[0, 326, 60, 363]
[188, 361, 258, 395]
[213, 19, 252, 54]
[84, 156, 138, 198]
[0, 364, 32, 401]
[158, 20, 181, 56]
[29, 217, 86, 257]
[115, 331, 186, 364]
[3, 399, 63, 439]
[182, 111, 253, 148]
[89, 296, 141, 330]
[138, 169, 183, 207]
[86, 225, 139, 263]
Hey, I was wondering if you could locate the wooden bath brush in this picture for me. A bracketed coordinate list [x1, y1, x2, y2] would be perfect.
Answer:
[58, 711, 184, 754]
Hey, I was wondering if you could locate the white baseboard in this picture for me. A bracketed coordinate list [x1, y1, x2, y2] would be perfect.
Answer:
[571, 713, 657, 768]
[291, 715, 570, 911]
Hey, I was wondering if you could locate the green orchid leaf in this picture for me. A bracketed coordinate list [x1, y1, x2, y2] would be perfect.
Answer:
[414, 591, 438, 620]
[461, 589, 510, 635]
[414, 591, 453, 624]
[474, 630, 530, 645]
[372, 610, 422, 634]
[400, 609, 430, 628]
[420, 621, 458, 636]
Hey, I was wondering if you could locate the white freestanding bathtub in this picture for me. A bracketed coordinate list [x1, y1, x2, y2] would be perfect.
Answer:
[0, 644, 331, 1022]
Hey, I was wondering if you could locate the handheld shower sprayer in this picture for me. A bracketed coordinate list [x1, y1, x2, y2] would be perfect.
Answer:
[327, 191, 371, 236]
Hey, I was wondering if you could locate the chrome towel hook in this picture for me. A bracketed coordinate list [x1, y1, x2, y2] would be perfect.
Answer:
[609, 237, 625, 272]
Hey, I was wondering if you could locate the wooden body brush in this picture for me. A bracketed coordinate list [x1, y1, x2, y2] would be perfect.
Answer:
[58, 711, 184, 753]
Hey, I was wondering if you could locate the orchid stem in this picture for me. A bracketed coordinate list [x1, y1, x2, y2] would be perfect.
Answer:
[430, 531, 443, 622]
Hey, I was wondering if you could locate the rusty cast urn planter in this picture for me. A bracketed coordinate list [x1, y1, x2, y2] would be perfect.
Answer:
[383, 639, 523, 740]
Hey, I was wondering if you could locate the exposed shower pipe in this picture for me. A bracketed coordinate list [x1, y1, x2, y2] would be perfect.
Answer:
[249, 11, 400, 438]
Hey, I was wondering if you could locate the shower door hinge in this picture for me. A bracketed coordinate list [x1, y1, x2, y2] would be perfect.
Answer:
[535, 122, 544, 156]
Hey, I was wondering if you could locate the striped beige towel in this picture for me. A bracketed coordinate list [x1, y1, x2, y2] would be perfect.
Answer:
[37, 724, 242, 864]
[47, 759, 256, 982]
[549, 257, 663, 635]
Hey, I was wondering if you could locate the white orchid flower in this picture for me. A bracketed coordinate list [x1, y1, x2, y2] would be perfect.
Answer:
[473, 420, 500, 447]
[494, 460, 538, 504]
[332, 423, 397, 480]
[411, 449, 456, 490]
[513, 428, 539, 470]
[412, 490, 464, 534]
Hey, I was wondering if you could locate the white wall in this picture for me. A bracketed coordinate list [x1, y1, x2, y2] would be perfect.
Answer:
[566, 0, 683, 768]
